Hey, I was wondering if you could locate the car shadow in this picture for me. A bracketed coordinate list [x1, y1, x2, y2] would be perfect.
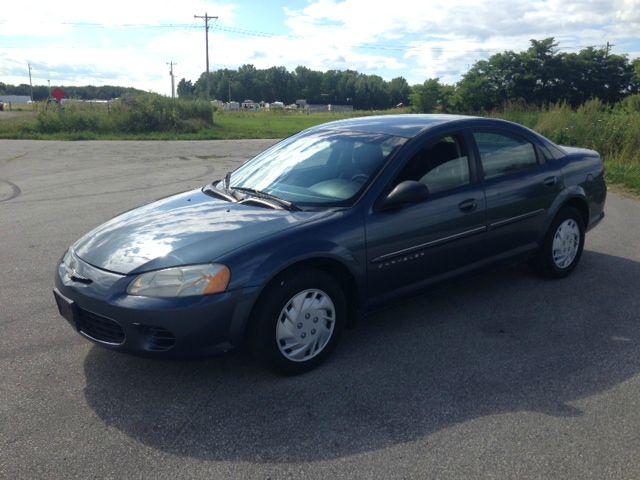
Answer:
[82, 250, 640, 463]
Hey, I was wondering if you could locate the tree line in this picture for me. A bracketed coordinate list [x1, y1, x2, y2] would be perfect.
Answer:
[0, 83, 145, 102]
[177, 65, 412, 110]
[178, 38, 639, 111]
[412, 38, 640, 112]
[2, 38, 638, 111]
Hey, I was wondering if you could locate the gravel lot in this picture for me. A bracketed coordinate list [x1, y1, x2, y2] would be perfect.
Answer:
[1, 140, 639, 479]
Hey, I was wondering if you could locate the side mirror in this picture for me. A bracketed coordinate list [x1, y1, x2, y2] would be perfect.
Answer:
[378, 180, 429, 211]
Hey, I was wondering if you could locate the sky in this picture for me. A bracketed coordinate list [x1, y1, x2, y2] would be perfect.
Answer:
[2, 0, 639, 97]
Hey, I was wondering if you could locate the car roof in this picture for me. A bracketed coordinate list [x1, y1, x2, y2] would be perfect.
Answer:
[313, 114, 483, 138]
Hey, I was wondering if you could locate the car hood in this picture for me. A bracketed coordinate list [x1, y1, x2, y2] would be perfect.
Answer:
[72, 188, 331, 274]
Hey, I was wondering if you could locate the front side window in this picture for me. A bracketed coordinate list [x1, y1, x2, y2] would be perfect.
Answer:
[473, 132, 538, 179]
[395, 134, 471, 195]
[221, 129, 406, 207]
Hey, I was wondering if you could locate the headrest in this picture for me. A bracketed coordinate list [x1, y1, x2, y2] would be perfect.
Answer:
[352, 143, 384, 171]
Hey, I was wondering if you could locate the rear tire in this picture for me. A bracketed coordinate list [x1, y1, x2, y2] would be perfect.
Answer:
[532, 206, 585, 279]
[249, 267, 346, 375]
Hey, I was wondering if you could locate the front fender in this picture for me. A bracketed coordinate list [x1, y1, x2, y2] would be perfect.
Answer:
[219, 209, 367, 344]
[252, 240, 364, 288]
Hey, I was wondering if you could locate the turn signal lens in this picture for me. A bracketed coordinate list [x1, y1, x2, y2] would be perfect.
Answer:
[202, 266, 231, 295]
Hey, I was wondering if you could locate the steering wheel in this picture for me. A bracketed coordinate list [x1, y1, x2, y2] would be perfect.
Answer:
[351, 173, 369, 183]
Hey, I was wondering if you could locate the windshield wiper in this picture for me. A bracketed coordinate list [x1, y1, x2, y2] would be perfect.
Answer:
[202, 183, 237, 202]
[231, 187, 299, 211]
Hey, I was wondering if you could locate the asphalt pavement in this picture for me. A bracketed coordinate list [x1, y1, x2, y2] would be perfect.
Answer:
[1, 140, 639, 479]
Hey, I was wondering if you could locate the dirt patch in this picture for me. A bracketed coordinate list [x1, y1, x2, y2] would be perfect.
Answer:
[0, 110, 36, 121]
[608, 184, 640, 201]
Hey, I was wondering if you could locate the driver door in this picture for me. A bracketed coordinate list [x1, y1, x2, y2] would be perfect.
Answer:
[365, 131, 487, 303]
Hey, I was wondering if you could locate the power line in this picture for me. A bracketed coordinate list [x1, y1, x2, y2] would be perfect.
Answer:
[49, 21, 610, 53]
[211, 24, 284, 38]
[9, 20, 615, 58]
[61, 21, 198, 29]
[207, 24, 609, 54]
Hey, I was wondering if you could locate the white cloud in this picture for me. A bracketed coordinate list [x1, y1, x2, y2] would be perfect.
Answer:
[282, 0, 640, 83]
[1, 0, 639, 95]
[1, 1, 236, 93]
[0, 0, 236, 35]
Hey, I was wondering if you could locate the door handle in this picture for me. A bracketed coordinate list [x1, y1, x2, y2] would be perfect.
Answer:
[543, 176, 558, 187]
[458, 199, 477, 212]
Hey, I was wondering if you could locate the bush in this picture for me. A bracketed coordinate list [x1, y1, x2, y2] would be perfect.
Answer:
[30, 94, 213, 135]
[490, 100, 640, 193]
[618, 95, 640, 113]
[576, 98, 605, 115]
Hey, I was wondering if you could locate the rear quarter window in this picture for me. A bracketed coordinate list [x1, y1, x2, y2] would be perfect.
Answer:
[474, 132, 538, 179]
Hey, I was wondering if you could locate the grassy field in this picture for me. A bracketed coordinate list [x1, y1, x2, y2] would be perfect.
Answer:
[0, 106, 364, 140]
[0, 97, 638, 196]
[491, 100, 640, 196]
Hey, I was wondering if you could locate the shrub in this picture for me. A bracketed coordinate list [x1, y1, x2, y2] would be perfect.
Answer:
[30, 94, 213, 135]
[489, 100, 640, 193]
[618, 94, 640, 114]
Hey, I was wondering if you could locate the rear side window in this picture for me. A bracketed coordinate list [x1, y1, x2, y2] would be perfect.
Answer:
[473, 132, 538, 179]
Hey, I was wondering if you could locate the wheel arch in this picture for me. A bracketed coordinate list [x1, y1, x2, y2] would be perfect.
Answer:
[540, 187, 589, 243]
[532, 192, 587, 279]
[563, 196, 589, 228]
[241, 255, 362, 345]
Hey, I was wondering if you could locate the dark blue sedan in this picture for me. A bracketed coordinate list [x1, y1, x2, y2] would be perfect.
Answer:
[54, 115, 606, 374]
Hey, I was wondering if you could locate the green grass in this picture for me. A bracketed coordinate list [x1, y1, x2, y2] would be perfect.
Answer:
[1, 95, 638, 196]
[0, 107, 389, 140]
[208, 111, 350, 138]
[490, 100, 640, 196]
[0, 95, 215, 138]
[604, 155, 640, 197]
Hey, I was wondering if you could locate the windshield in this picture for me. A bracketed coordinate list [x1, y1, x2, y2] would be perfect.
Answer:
[219, 129, 406, 208]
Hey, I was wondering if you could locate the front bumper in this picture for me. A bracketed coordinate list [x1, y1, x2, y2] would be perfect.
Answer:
[586, 210, 605, 232]
[53, 256, 258, 357]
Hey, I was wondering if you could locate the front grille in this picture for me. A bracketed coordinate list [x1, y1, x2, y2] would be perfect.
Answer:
[78, 309, 125, 345]
[140, 325, 176, 352]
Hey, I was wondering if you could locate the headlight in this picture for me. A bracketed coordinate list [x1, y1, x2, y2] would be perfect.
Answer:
[127, 264, 231, 298]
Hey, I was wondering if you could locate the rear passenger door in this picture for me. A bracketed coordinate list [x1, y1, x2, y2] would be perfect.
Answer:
[472, 129, 562, 258]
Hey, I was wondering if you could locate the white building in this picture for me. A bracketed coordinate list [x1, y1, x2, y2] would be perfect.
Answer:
[0, 95, 31, 105]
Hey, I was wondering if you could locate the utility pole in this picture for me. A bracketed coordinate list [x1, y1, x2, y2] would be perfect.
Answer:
[194, 12, 218, 100]
[167, 61, 177, 99]
[28, 63, 33, 102]
[605, 41, 614, 57]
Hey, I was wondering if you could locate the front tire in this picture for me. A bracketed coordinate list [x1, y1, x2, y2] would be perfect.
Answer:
[250, 267, 346, 375]
[533, 206, 585, 279]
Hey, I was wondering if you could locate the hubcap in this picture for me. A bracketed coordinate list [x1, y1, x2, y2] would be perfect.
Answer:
[276, 289, 335, 362]
[552, 219, 580, 269]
